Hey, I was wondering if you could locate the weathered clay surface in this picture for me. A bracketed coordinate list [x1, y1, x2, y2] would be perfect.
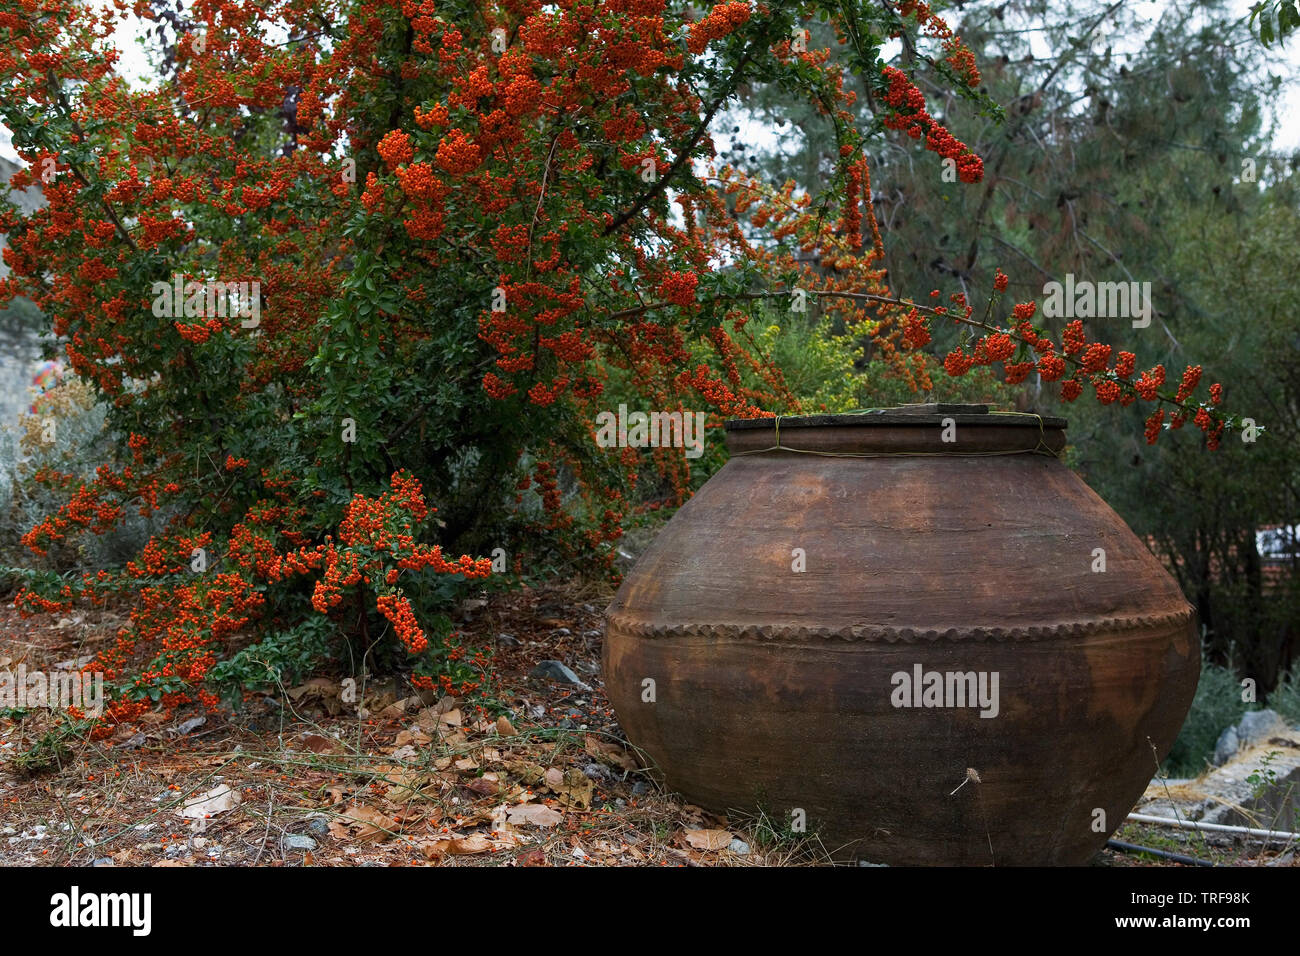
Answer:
[604, 408, 1199, 865]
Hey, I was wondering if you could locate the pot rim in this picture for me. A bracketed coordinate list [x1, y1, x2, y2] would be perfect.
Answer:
[724, 403, 1067, 431]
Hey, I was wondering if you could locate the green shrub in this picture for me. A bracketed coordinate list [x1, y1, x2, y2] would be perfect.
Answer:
[1164, 656, 1253, 777]
[1267, 668, 1300, 726]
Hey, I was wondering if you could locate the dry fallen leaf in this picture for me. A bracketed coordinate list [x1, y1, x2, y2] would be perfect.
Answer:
[507, 803, 563, 827]
[300, 733, 341, 754]
[584, 734, 637, 771]
[684, 829, 734, 851]
[176, 785, 242, 819]
[380, 697, 415, 719]
[505, 760, 546, 785]
[448, 834, 494, 855]
[394, 727, 433, 748]
[464, 773, 504, 797]
[328, 820, 352, 840]
[516, 848, 546, 866]
[420, 841, 449, 860]
[340, 804, 400, 841]
[374, 762, 433, 794]
[286, 678, 345, 715]
[496, 715, 518, 737]
[546, 770, 594, 809]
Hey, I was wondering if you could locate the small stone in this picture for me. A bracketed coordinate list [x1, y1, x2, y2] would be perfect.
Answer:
[631, 780, 651, 797]
[553, 627, 572, 636]
[91, 857, 114, 867]
[496, 633, 519, 647]
[305, 818, 331, 839]
[1213, 726, 1240, 766]
[728, 838, 751, 856]
[283, 834, 318, 852]
[171, 716, 207, 735]
[528, 660, 592, 690]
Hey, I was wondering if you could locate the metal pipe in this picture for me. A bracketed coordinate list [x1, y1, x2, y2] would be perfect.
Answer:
[1126, 812, 1300, 841]
[1106, 839, 1218, 867]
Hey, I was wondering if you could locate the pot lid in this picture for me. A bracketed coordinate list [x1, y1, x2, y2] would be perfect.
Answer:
[724, 404, 1067, 456]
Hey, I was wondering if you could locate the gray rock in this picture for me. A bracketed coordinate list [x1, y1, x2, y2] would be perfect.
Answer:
[283, 834, 318, 851]
[528, 660, 592, 690]
[171, 716, 207, 735]
[305, 818, 331, 839]
[552, 627, 572, 636]
[581, 761, 614, 782]
[728, 838, 751, 856]
[1213, 726, 1240, 766]
[116, 732, 147, 750]
[631, 780, 652, 797]
[496, 633, 519, 647]
[1237, 709, 1284, 746]
[91, 857, 114, 867]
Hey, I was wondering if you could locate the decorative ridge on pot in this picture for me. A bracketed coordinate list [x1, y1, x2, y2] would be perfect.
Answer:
[603, 403, 1200, 865]
[604, 606, 1196, 644]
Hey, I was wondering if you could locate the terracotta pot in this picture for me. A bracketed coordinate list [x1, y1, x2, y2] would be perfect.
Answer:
[603, 405, 1199, 865]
